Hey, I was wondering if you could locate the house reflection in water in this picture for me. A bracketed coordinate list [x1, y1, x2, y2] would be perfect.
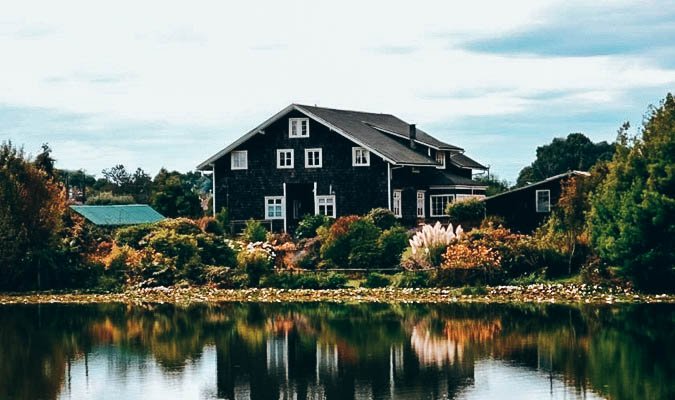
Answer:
[215, 324, 475, 399]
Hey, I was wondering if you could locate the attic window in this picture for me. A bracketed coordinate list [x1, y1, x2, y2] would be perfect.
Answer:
[536, 190, 551, 213]
[435, 151, 446, 169]
[352, 147, 370, 166]
[289, 118, 309, 138]
[231, 150, 248, 170]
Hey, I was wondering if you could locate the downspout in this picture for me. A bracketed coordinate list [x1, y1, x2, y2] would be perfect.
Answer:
[387, 163, 392, 211]
[283, 182, 287, 233]
[211, 163, 216, 217]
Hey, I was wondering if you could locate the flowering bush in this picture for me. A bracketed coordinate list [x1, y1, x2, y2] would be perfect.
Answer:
[237, 243, 275, 286]
[408, 222, 464, 267]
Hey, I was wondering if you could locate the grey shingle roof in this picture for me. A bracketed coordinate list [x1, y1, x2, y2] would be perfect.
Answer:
[448, 152, 487, 170]
[197, 104, 481, 169]
[296, 105, 439, 166]
[415, 169, 487, 187]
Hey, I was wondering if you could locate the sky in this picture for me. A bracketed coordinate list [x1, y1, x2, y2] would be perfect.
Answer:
[1, 0, 674, 183]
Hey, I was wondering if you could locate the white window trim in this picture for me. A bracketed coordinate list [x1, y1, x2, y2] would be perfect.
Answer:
[435, 151, 446, 169]
[231, 150, 248, 170]
[276, 149, 294, 169]
[416, 190, 425, 218]
[264, 196, 285, 220]
[304, 148, 323, 168]
[352, 147, 370, 166]
[315, 195, 336, 218]
[430, 194, 455, 217]
[536, 189, 551, 213]
[393, 190, 402, 218]
[289, 117, 310, 138]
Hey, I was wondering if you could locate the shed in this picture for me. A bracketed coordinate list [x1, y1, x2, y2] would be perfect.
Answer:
[70, 204, 165, 226]
[483, 171, 589, 233]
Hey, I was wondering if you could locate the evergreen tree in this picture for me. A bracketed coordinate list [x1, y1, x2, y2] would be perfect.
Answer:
[588, 94, 675, 292]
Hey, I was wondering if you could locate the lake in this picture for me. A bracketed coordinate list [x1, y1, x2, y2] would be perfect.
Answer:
[0, 302, 672, 400]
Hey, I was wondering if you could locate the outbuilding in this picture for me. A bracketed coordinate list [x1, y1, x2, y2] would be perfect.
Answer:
[483, 171, 590, 233]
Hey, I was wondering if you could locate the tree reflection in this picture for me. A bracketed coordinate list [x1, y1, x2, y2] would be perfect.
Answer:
[0, 302, 672, 399]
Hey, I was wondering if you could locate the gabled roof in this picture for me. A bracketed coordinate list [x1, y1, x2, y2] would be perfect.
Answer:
[70, 204, 165, 226]
[197, 104, 472, 170]
[449, 153, 487, 170]
[484, 170, 590, 201]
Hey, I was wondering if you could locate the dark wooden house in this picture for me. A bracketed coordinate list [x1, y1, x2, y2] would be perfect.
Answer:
[483, 170, 590, 233]
[197, 104, 488, 232]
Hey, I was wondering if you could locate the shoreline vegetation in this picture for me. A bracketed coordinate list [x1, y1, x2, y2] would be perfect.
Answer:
[1, 94, 673, 297]
[2, 284, 674, 306]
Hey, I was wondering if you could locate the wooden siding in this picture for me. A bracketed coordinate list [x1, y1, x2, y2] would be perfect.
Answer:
[484, 178, 566, 233]
[214, 109, 389, 230]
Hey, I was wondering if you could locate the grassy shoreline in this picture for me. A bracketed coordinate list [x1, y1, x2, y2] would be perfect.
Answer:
[1, 284, 673, 306]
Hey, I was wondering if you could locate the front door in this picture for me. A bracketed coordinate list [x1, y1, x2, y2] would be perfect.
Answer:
[286, 183, 314, 232]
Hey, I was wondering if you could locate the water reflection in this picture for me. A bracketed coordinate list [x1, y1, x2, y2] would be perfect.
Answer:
[0, 302, 672, 399]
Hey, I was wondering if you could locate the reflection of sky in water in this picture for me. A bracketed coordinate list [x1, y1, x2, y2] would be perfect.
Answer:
[59, 346, 219, 400]
[456, 360, 605, 400]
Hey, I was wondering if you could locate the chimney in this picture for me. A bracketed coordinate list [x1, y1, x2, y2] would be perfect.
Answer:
[409, 124, 416, 149]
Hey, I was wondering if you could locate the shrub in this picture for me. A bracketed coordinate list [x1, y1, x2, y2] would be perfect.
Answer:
[409, 222, 463, 267]
[195, 233, 237, 267]
[378, 226, 409, 269]
[85, 192, 135, 205]
[366, 208, 397, 230]
[362, 272, 391, 288]
[156, 218, 202, 235]
[203, 266, 248, 288]
[260, 271, 348, 289]
[445, 199, 485, 227]
[436, 242, 502, 286]
[237, 244, 274, 286]
[295, 214, 332, 239]
[242, 219, 267, 243]
[337, 219, 382, 269]
[320, 272, 348, 289]
[196, 216, 225, 235]
[114, 224, 155, 249]
[215, 207, 230, 232]
[392, 271, 430, 288]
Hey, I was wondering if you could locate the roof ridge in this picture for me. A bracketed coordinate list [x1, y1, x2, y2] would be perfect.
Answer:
[295, 103, 395, 117]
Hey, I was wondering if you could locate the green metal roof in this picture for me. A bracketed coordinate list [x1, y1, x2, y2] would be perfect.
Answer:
[70, 204, 165, 226]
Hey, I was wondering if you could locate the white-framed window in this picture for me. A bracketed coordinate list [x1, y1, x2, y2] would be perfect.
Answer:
[393, 190, 402, 218]
[416, 191, 425, 218]
[231, 150, 248, 170]
[289, 118, 309, 138]
[430, 194, 454, 217]
[435, 151, 445, 169]
[352, 147, 370, 166]
[305, 148, 322, 168]
[316, 195, 336, 217]
[536, 189, 551, 213]
[265, 196, 285, 219]
[276, 149, 294, 169]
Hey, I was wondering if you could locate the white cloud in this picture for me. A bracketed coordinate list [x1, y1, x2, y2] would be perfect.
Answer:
[1, 0, 674, 180]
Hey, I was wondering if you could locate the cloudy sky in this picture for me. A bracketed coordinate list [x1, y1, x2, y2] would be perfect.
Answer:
[2, 0, 674, 182]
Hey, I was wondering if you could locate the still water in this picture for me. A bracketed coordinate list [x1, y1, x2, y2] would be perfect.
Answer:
[0, 302, 672, 400]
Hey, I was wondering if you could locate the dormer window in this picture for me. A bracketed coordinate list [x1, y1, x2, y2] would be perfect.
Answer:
[352, 147, 370, 166]
[289, 118, 309, 138]
[436, 151, 446, 169]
